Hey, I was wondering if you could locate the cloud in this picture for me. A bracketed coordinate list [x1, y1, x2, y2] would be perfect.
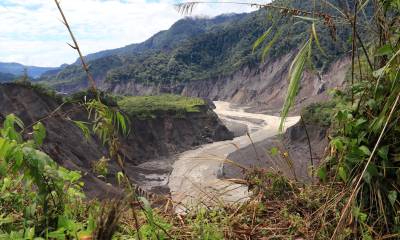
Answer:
[0, 0, 257, 67]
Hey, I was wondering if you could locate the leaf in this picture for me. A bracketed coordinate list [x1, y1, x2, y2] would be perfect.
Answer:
[388, 191, 397, 206]
[331, 138, 344, 151]
[280, 38, 312, 131]
[33, 122, 46, 147]
[1, 114, 23, 143]
[261, 30, 283, 62]
[270, 147, 279, 157]
[352, 207, 367, 223]
[252, 25, 274, 52]
[317, 167, 327, 182]
[47, 228, 66, 239]
[363, 164, 379, 184]
[115, 111, 128, 135]
[359, 146, 371, 156]
[73, 121, 90, 140]
[311, 23, 327, 56]
[338, 166, 348, 182]
[378, 146, 389, 161]
[355, 118, 367, 127]
[375, 44, 393, 57]
[293, 15, 318, 22]
[374, 44, 400, 94]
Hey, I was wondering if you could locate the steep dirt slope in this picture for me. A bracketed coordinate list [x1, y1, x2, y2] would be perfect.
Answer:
[0, 83, 232, 197]
[223, 120, 328, 182]
[108, 55, 350, 114]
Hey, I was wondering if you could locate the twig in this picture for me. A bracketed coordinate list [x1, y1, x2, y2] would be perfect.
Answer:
[300, 116, 314, 178]
[53, 0, 97, 91]
[351, 0, 359, 104]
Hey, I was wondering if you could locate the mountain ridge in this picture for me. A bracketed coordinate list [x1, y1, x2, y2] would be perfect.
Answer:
[41, 0, 350, 94]
[0, 62, 63, 79]
[75, 14, 248, 64]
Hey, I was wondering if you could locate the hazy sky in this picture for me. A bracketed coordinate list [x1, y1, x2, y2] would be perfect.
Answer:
[0, 0, 257, 67]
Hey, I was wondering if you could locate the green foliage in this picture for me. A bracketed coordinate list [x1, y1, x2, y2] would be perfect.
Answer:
[92, 156, 109, 177]
[68, 89, 119, 107]
[86, 99, 129, 145]
[0, 114, 89, 239]
[190, 208, 224, 240]
[317, 0, 400, 235]
[118, 95, 206, 119]
[301, 101, 337, 127]
[247, 170, 296, 201]
[33, 122, 46, 147]
[137, 197, 171, 240]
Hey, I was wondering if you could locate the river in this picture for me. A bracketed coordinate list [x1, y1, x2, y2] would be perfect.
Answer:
[168, 101, 300, 213]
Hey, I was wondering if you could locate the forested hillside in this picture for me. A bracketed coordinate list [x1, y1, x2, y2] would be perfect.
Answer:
[39, 0, 358, 94]
[38, 13, 245, 91]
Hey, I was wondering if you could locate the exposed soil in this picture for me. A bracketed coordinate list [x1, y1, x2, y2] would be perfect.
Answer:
[223, 121, 329, 182]
[0, 83, 233, 198]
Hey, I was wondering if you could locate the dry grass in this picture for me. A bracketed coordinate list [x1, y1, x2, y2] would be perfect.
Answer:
[112, 168, 349, 240]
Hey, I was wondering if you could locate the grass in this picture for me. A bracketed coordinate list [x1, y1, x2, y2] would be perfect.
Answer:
[113, 169, 346, 240]
[118, 94, 206, 119]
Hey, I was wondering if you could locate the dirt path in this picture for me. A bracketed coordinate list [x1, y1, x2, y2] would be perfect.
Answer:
[168, 101, 300, 212]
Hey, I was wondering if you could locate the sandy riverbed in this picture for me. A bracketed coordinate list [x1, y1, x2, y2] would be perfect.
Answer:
[168, 101, 300, 212]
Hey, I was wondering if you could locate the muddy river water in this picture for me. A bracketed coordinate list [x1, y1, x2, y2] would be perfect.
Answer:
[168, 101, 300, 212]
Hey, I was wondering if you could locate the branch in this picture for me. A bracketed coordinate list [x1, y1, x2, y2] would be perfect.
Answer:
[53, 0, 97, 91]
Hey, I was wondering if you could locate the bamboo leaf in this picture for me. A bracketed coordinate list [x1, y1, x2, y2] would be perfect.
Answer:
[252, 25, 274, 53]
[293, 15, 318, 22]
[261, 30, 283, 62]
[279, 38, 312, 131]
[311, 23, 327, 56]
[73, 121, 90, 140]
[374, 46, 400, 94]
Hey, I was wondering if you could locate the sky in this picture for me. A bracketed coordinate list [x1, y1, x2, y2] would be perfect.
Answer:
[0, 0, 257, 67]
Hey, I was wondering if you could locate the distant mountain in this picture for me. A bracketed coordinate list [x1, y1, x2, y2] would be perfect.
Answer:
[77, 14, 247, 64]
[0, 72, 17, 83]
[0, 62, 62, 79]
[39, 14, 248, 91]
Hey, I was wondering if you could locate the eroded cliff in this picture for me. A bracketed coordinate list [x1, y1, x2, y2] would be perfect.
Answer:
[0, 83, 233, 197]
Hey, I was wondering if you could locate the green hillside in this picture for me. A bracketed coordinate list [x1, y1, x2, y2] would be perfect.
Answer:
[40, 0, 357, 91]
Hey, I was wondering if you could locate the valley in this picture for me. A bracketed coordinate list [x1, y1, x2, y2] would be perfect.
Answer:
[1, 0, 397, 238]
